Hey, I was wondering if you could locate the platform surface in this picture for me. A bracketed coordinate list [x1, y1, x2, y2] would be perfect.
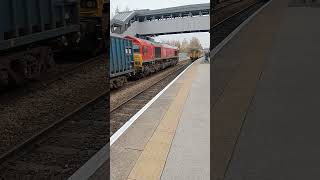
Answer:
[161, 59, 210, 180]
[212, 0, 288, 179]
[224, 5, 320, 180]
[110, 57, 210, 180]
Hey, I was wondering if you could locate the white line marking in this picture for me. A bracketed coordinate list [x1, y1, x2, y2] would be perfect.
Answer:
[110, 61, 195, 146]
[211, 0, 273, 58]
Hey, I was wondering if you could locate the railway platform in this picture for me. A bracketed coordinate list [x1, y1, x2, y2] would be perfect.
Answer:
[213, 0, 320, 179]
[110, 57, 210, 180]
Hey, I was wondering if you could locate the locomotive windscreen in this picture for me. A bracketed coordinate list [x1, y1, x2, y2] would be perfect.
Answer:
[155, 47, 161, 58]
[133, 45, 140, 53]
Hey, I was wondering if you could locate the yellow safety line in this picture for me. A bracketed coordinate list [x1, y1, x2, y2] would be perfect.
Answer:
[127, 62, 198, 180]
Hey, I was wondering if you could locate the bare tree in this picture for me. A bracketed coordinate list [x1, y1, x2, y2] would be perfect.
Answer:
[162, 40, 181, 49]
[160, 37, 202, 53]
[115, 6, 120, 14]
[180, 38, 189, 52]
[173, 40, 181, 49]
[189, 37, 202, 50]
[124, 5, 130, 11]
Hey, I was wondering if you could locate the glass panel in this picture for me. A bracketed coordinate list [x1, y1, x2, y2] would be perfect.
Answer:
[133, 45, 140, 53]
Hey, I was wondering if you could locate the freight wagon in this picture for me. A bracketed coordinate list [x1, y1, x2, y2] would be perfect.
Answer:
[110, 33, 134, 89]
[0, 0, 80, 88]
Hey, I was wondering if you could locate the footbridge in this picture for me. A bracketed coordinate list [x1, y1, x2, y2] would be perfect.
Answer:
[111, 3, 210, 37]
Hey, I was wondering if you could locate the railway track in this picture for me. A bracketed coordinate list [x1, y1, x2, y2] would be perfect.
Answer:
[39, 55, 104, 86]
[0, 52, 107, 178]
[212, 0, 256, 25]
[24, 54, 103, 90]
[212, 0, 266, 49]
[211, 0, 270, 106]
[110, 60, 192, 136]
[214, 0, 244, 12]
[0, 53, 104, 96]
[0, 91, 108, 179]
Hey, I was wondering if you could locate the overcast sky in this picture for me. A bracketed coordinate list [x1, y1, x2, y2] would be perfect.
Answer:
[110, 0, 210, 48]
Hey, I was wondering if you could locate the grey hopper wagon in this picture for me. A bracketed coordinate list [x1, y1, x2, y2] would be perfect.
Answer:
[0, 0, 80, 88]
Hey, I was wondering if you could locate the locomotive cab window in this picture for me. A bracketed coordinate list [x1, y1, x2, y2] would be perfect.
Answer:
[133, 45, 140, 53]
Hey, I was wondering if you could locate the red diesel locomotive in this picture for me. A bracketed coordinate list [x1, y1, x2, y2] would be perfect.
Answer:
[124, 36, 179, 78]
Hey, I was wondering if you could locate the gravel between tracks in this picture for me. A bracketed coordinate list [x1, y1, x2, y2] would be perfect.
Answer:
[0, 94, 108, 179]
[110, 60, 189, 111]
[0, 57, 107, 156]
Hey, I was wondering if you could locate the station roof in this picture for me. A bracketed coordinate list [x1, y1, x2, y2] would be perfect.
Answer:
[112, 11, 135, 25]
[111, 3, 210, 26]
[137, 3, 210, 16]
